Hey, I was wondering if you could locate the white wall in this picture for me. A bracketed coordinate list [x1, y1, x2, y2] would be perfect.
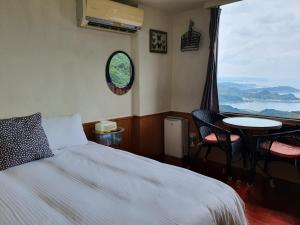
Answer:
[0, 0, 175, 121]
[133, 4, 173, 116]
[0, 0, 133, 122]
[0, 0, 206, 121]
[171, 7, 210, 113]
[133, 5, 210, 116]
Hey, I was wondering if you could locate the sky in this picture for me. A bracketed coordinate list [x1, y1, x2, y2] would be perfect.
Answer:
[218, 0, 300, 87]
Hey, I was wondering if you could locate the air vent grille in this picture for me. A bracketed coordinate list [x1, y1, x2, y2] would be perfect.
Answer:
[86, 16, 139, 33]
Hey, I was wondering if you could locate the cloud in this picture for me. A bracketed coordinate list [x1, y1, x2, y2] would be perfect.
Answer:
[218, 0, 300, 83]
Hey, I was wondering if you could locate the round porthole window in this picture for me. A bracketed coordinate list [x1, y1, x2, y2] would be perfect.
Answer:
[106, 51, 134, 95]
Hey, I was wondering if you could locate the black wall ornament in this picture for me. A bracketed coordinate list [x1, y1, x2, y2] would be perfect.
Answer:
[181, 20, 201, 52]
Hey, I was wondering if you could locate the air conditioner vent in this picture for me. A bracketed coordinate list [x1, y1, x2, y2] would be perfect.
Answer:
[86, 16, 139, 33]
[87, 21, 137, 33]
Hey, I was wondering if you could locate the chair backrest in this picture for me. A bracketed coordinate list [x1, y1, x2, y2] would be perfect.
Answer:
[192, 109, 224, 141]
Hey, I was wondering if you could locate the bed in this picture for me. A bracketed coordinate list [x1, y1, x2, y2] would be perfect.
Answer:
[0, 141, 247, 225]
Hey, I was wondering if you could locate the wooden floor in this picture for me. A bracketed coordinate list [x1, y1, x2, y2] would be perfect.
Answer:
[161, 156, 300, 225]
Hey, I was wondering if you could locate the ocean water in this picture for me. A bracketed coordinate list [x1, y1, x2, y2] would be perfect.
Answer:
[228, 101, 300, 112]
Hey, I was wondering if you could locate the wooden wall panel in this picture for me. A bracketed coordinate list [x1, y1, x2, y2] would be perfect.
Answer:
[83, 117, 134, 152]
[131, 116, 141, 154]
[83, 121, 99, 142]
[134, 113, 168, 157]
[168, 111, 197, 134]
[111, 116, 133, 152]
[83, 111, 195, 158]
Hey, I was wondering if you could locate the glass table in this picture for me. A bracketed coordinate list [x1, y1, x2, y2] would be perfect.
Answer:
[223, 117, 282, 131]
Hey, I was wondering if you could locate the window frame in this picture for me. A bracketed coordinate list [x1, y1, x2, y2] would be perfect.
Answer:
[105, 50, 135, 95]
[217, 2, 300, 123]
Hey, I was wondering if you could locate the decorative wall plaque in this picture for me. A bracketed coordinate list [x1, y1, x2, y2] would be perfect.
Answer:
[181, 20, 201, 52]
[149, 29, 167, 54]
[106, 51, 134, 95]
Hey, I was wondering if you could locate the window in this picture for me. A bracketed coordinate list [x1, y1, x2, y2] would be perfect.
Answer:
[106, 51, 134, 95]
[218, 0, 300, 120]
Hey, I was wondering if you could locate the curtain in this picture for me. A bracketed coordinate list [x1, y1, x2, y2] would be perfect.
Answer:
[200, 7, 221, 112]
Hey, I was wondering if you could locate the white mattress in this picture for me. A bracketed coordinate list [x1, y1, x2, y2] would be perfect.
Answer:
[0, 142, 247, 225]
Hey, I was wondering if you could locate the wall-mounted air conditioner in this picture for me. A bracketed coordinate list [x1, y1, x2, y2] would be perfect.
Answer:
[76, 0, 144, 34]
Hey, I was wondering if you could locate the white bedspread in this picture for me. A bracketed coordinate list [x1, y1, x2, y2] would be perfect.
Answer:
[0, 142, 247, 225]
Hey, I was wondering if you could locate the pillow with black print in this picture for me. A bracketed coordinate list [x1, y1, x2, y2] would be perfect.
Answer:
[0, 113, 53, 171]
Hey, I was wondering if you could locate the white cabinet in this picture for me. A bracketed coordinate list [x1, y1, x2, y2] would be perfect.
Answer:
[164, 117, 188, 158]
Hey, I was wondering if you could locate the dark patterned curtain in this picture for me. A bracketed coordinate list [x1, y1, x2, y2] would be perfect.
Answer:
[200, 7, 221, 112]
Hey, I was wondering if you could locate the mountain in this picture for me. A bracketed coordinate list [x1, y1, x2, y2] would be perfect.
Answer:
[219, 105, 257, 114]
[220, 105, 300, 119]
[260, 109, 292, 117]
[247, 86, 300, 93]
[219, 95, 243, 103]
[245, 90, 300, 101]
[219, 105, 242, 113]
[218, 82, 300, 102]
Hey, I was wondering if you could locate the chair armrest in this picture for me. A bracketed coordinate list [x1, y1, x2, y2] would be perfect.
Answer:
[200, 119, 231, 135]
[218, 113, 228, 119]
[216, 112, 227, 120]
[254, 129, 300, 139]
[254, 129, 300, 151]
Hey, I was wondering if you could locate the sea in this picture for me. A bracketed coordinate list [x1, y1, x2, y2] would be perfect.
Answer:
[229, 100, 300, 112]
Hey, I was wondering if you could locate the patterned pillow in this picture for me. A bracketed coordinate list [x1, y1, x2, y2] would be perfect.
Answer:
[0, 113, 53, 170]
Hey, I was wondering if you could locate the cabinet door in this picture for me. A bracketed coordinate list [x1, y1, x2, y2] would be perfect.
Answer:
[164, 119, 183, 158]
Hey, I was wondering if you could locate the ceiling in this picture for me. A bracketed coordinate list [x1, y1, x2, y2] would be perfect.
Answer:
[121, 0, 208, 12]
[139, 0, 207, 11]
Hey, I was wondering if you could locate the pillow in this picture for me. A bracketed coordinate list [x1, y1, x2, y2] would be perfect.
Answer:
[42, 113, 88, 150]
[0, 113, 53, 171]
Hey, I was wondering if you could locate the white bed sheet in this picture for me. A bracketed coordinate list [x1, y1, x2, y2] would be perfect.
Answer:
[0, 142, 247, 225]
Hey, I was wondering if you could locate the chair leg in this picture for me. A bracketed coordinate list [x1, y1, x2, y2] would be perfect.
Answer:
[264, 155, 269, 173]
[249, 152, 257, 185]
[241, 148, 247, 169]
[204, 146, 212, 161]
[295, 158, 300, 177]
[264, 160, 276, 188]
[226, 151, 233, 179]
[190, 143, 203, 164]
[269, 179, 276, 189]
[239, 129, 250, 168]
[263, 152, 275, 188]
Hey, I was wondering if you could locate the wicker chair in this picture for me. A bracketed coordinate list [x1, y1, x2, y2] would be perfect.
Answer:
[191, 109, 245, 178]
[253, 125, 300, 186]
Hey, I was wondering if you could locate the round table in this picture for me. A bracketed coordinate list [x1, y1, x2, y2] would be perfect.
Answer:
[223, 116, 282, 130]
[222, 116, 282, 184]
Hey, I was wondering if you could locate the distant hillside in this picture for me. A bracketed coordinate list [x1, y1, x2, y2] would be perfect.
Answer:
[219, 95, 243, 103]
[260, 109, 293, 118]
[220, 105, 300, 119]
[218, 82, 300, 102]
[245, 90, 300, 101]
[219, 105, 257, 114]
[248, 86, 300, 93]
